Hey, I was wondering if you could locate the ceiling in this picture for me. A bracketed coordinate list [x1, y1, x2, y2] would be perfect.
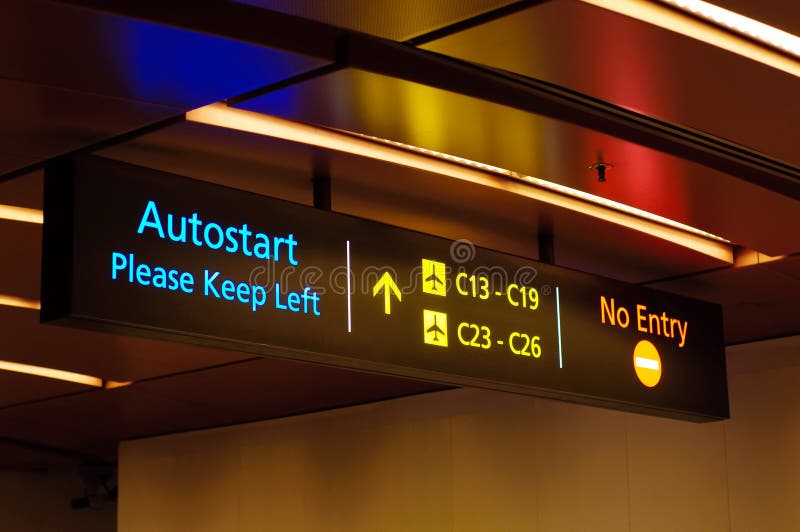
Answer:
[0, 0, 798, 469]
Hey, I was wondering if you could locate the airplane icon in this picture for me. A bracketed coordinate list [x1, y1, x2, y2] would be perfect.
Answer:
[423, 309, 448, 347]
[422, 259, 446, 296]
[426, 315, 445, 343]
[425, 271, 444, 292]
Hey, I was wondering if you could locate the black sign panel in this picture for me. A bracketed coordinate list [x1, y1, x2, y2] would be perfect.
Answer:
[42, 156, 728, 421]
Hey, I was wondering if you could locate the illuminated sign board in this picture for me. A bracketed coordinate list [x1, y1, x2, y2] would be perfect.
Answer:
[42, 156, 728, 421]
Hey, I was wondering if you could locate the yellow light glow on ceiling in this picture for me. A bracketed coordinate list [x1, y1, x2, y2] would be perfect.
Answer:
[0, 360, 100, 387]
[187, 103, 734, 263]
[580, 0, 800, 77]
[0, 204, 43, 224]
[0, 294, 41, 311]
[0, 359, 132, 389]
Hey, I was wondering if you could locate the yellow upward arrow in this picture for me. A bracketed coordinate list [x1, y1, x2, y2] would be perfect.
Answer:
[373, 272, 402, 314]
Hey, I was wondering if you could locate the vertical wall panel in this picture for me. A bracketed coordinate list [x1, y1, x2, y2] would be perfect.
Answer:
[534, 400, 630, 532]
[120, 430, 244, 532]
[451, 393, 539, 531]
[627, 415, 729, 531]
[296, 414, 453, 531]
[239, 438, 307, 530]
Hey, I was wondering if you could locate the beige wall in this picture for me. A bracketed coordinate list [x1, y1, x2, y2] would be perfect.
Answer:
[119, 336, 800, 531]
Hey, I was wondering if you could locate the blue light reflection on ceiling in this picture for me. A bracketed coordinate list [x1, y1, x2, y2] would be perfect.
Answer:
[100, 16, 325, 109]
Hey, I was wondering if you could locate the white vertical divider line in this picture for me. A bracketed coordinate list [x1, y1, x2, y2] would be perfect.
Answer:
[556, 286, 563, 368]
[346, 240, 352, 332]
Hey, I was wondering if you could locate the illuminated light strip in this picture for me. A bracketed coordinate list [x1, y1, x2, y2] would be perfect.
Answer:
[555, 286, 563, 369]
[0, 360, 133, 389]
[186, 104, 734, 263]
[346, 240, 352, 332]
[353, 134, 731, 244]
[579, 0, 800, 77]
[659, 0, 800, 58]
[0, 360, 101, 387]
[0, 294, 41, 310]
[634, 356, 660, 371]
[0, 204, 43, 225]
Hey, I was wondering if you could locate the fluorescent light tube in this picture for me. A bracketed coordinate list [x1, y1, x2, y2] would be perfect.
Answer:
[659, 0, 800, 59]
[0, 205, 43, 225]
[0, 359, 132, 389]
[0, 360, 103, 387]
[581, 0, 800, 77]
[0, 295, 41, 311]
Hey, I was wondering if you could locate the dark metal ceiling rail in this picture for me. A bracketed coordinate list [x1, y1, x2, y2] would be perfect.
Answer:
[404, 0, 551, 46]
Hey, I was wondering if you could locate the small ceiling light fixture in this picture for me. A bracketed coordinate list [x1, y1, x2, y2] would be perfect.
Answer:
[589, 162, 614, 183]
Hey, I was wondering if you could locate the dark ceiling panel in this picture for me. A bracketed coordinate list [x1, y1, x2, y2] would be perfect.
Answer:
[0, 372, 87, 409]
[129, 357, 448, 427]
[0, 170, 43, 209]
[727, 335, 800, 376]
[0, 387, 232, 462]
[1, 0, 327, 108]
[0, 220, 40, 301]
[234, 68, 800, 256]
[648, 256, 800, 344]
[0, 358, 447, 461]
[0, 79, 179, 178]
[767, 255, 800, 281]
[421, 0, 800, 168]
[234, 0, 521, 41]
[0, 442, 81, 471]
[98, 122, 318, 206]
[0, 307, 253, 381]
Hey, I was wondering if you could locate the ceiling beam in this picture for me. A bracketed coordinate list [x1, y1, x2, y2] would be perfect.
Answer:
[405, 0, 552, 46]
